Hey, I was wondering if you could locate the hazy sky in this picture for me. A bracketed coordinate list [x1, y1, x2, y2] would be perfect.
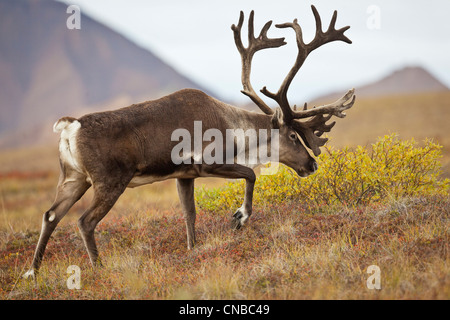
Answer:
[58, 0, 450, 103]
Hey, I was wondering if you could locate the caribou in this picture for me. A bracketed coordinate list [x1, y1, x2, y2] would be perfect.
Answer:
[24, 5, 355, 278]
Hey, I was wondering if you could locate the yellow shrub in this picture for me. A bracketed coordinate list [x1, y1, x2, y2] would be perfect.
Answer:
[196, 134, 449, 212]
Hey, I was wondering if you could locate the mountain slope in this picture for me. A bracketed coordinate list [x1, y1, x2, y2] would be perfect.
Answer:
[0, 0, 211, 147]
[356, 66, 448, 97]
[313, 66, 448, 103]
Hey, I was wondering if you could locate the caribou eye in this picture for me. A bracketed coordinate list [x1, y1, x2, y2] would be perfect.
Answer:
[289, 132, 297, 141]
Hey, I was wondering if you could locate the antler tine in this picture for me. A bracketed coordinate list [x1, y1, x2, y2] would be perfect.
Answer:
[292, 119, 329, 156]
[291, 89, 356, 156]
[292, 88, 355, 119]
[308, 5, 352, 52]
[260, 5, 353, 124]
[231, 11, 245, 55]
[292, 113, 336, 156]
[232, 11, 286, 115]
[260, 17, 307, 123]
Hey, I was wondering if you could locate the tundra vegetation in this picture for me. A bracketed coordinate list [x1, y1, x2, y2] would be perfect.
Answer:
[0, 134, 448, 299]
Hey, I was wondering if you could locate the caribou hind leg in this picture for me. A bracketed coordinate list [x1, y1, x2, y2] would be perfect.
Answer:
[77, 178, 130, 267]
[24, 170, 91, 278]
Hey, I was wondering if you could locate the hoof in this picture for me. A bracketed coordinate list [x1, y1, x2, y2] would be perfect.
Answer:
[231, 209, 248, 230]
[23, 269, 36, 280]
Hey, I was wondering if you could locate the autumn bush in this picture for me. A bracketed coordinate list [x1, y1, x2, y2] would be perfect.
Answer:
[196, 134, 449, 212]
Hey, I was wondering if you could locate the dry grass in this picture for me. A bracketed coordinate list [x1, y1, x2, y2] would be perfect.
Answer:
[0, 170, 448, 299]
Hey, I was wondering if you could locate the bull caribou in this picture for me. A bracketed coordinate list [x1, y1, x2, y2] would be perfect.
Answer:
[24, 5, 355, 277]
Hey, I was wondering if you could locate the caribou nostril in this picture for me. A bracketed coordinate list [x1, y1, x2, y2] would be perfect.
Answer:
[311, 161, 318, 172]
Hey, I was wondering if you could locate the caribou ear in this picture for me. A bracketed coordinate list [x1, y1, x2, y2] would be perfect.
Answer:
[271, 108, 283, 129]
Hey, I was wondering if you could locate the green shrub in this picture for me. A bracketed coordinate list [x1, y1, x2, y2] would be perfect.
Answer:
[196, 134, 449, 212]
